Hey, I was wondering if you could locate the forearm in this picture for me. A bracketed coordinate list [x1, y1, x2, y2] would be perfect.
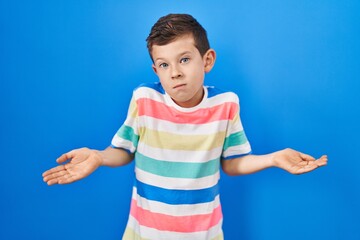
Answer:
[96, 147, 134, 167]
[222, 153, 275, 176]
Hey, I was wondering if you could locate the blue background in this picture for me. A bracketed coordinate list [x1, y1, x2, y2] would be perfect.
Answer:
[1, 1, 359, 239]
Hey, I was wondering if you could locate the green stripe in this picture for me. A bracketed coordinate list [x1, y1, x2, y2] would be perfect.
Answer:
[116, 125, 139, 147]
[223, 131, 248, 151]
[135, 152, 220, 179]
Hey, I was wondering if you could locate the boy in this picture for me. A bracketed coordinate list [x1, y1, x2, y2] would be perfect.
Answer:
[42, 14, 327, 240]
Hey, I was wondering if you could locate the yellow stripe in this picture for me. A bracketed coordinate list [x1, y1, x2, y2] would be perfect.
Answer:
[139, 127, 226, 151]
[128, 97, 138, 118]
[212, 232, 224, 240]
[231, 111, 239, 123]
[122, 227, 150, 240]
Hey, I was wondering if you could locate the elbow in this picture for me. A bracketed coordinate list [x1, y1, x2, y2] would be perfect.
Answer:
[221, 160, 239, 176]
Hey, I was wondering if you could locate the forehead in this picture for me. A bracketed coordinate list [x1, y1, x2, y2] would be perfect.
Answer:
[151, 35, 200, 61]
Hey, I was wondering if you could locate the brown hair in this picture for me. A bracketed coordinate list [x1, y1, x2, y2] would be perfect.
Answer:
[146, 14, 210, 60]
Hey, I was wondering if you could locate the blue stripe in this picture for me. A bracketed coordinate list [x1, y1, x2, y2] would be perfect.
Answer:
[206, 86, 228, 98]
[135, 82, 165, 94]
[134, 179, 219, 205]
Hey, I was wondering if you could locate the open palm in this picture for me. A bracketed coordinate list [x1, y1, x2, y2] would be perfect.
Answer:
[42, 148, 102, 185]
[273, 148, 328, 175]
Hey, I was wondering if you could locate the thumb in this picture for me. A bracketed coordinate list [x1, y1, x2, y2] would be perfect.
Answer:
[56, 150, 77, 164]
[299, 152, 315, 161]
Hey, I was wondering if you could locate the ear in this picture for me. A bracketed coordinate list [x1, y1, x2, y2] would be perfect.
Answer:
[152, 64, 158, 75]
[203, 49, 216, 73]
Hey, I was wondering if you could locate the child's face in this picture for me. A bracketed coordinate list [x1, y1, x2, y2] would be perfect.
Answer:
[151, 35, 215, 108]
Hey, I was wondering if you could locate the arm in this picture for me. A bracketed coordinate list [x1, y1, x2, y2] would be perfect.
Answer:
[97, 146, 134, 167]
[222, 148, 327, 176]
[42, 147, 133, 185]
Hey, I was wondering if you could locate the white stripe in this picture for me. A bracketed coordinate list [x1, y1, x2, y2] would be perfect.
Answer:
[111, 136, 136, 153]
[138, 116, 229, 135]
[134, 86, 166, 103]
[226, 119, 245, 137]
[131, 189, 221, 216]
[125, 215, 223, 240]
[135, 167, 220, 190]
[201, 91, 239, 108]
[122, 117, 139, 135]
[222, 142, 251, 158]
[137, 142, 223, 163]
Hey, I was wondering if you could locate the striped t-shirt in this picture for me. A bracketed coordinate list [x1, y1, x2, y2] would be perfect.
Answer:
[111, 82, 251, 240]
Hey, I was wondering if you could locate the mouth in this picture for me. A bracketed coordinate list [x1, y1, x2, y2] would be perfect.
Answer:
[173, 83, 187, 89]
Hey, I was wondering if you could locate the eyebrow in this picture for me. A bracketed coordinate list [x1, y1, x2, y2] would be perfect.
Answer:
[154, 51, 192, 63]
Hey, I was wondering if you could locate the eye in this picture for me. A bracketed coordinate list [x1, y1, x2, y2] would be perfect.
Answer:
[180, 57, 190, 64]
[159, 62, 169, 68]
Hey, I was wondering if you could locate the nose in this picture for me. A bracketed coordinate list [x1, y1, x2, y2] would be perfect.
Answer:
[171, 65, 183, 79]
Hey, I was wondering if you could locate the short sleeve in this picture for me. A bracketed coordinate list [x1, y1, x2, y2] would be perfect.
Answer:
[222, 97, 252, 160]
[111, 94, 139, 154]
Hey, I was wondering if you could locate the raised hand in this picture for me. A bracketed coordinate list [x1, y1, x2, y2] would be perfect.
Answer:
[272, 148, 328, 175]
[42, 148, 103, 185]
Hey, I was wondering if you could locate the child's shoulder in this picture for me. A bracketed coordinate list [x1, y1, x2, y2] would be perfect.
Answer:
[134, 82, 165, 94]
[206, 85, 240, 103]
[132, 82, 165, 99]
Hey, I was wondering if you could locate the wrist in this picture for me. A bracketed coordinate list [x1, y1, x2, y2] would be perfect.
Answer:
[268, 151, 279, 168]
[271, 148, 291, 168]
[93, 150, 105, 166]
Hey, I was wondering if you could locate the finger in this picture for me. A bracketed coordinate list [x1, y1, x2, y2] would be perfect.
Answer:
[297, 161, 309, 166]
[44, 174, 68, 186]
[46, 178, 60, 186]
[56, 152, 72, 164]
[319, 155, 328, 161]
[315, 155, 328, 166]
[45, 171, 78, 185]
[56, 149, 80, 164]
[43, 170, 68, 183]
[299, 152, 315, 161]
[46, 174, 72, 185]
[42, 165, 66, 177]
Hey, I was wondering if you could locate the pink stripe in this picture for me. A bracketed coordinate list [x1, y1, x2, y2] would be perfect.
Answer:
[137, 98, 237, 124]
[130, 199, 223, 232]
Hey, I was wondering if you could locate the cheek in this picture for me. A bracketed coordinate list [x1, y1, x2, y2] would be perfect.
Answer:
[156, 72, 167, 83]
[190, 63, 205, 77]
[158, 76, 171, 90]
[191, 69, 205, 85]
